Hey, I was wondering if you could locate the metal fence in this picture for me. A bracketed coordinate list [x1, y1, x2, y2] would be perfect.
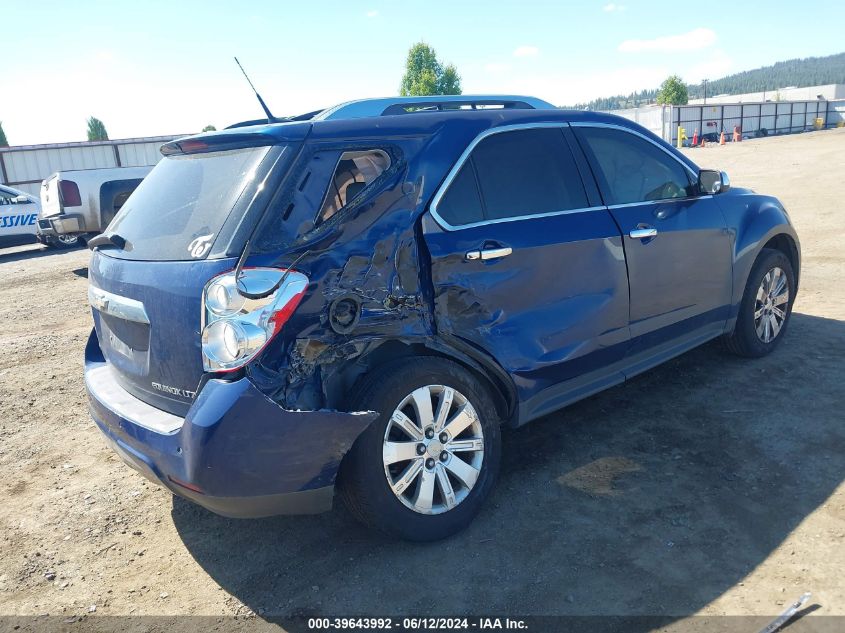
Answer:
[609, 100, 845, 145]
[0, 135, 189, 196]
[611, 106, 674, 143]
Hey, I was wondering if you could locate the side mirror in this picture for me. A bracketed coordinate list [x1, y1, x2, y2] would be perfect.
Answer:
[698, 170, 730, 195]
[13, 194, 32, 204]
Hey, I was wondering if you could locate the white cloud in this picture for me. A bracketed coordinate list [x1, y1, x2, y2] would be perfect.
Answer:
[618, 28, 717, 53]
[365, 9, 378, 17]
[603, 3, 625, 12]
[513, 45, 540, 58]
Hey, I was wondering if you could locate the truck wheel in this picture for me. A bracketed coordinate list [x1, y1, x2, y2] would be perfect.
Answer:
[48, 234, 82, 249]
[340, 357, 501, 541]
[724, 248, 795, 357]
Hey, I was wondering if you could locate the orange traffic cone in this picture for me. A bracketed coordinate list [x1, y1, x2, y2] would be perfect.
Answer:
[692, 129, 699, 147]
[720, 131, 726, 145]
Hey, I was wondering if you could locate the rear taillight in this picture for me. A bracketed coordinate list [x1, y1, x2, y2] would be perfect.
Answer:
[201, 268, 308, 372]
[59, 180, 81, 207]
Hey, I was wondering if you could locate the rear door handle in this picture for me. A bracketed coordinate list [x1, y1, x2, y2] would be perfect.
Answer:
[629, 227, 658, 239]
[465, 247, 513, 261]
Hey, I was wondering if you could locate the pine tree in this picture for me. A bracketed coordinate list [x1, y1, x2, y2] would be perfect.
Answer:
[87, 117, 109, 141]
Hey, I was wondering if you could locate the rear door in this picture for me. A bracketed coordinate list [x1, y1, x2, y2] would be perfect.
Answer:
[422, 125, 630, 420]
[572, 124, 733, 354]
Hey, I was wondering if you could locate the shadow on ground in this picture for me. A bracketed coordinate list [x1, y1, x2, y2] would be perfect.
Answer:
[172, 312, 845, 619]
[0, 242, 82, 263]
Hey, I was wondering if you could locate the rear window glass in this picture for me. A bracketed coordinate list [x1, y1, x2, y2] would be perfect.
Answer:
[435, 128, 588, 227]
[106, 146, 272, 261]
[472, 128, 588, 220]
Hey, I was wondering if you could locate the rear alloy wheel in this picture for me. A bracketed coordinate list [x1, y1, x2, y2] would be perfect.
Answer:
[724, 248, 795, 357]
[340, 357, 501, 541]
[382, 385, 484, 515]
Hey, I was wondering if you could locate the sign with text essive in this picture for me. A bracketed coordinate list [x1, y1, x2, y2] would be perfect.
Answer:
[0, 210, 38, 232]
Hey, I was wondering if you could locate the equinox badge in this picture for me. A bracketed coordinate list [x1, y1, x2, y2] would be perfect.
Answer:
[151, 382, 197, 399]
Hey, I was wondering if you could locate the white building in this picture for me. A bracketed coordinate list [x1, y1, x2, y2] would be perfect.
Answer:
[688, 84, 845, 105]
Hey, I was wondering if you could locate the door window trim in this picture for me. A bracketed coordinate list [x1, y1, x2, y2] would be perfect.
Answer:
[570, 121, 702, 207]
[429, 122, 604, 231]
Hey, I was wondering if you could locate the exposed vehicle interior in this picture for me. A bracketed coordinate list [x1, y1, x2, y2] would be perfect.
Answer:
[317, 150, 390, 223]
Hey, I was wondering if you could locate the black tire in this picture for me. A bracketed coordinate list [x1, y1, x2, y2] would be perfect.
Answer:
[339, 357, 501, 541]
[47, 234, 82, 249]
[724, 248, 795, 357]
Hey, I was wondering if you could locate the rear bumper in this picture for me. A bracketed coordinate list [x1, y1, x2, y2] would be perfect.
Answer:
[36, 214, 85, 237]
[84, 329, 377, 518]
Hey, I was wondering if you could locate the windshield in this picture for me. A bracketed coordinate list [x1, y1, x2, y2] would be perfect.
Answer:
[105, 146, 274, 261]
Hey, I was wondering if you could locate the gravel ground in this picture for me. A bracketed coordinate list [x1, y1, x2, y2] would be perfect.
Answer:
[0, 128, 843, 627]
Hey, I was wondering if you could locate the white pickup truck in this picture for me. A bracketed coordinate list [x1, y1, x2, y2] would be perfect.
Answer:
[37, 166, 152, 247]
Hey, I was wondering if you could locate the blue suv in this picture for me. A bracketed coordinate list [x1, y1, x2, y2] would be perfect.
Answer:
[85, 95, 800, 541]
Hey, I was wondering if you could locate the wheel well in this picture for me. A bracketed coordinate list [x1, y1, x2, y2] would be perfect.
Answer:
[763, 234, 800, 285]
[330, 340, 514, 424]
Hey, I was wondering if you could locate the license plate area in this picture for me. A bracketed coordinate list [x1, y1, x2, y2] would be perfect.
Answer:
[92, 304, 151, 378]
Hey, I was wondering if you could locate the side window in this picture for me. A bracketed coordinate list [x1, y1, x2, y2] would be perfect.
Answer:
[0, 189, 19, 205]
[435, 127, 588, 226]
[317, 149, 390, 223]
[577, 127, 693, 205]
[435, 161, 484, 226]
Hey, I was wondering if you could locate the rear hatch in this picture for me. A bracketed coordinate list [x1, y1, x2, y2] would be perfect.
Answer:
[40, 175, 63, 218]
[88, 133, 302, 416]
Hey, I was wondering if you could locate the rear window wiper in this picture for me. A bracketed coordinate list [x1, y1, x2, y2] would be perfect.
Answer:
[88, 233, 129, 251]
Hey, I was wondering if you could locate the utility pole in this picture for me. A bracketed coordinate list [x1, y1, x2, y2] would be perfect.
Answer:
[703, 78, 708, 105]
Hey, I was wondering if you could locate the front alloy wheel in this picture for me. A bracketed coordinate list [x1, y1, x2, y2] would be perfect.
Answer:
[754, 267, 789, 343]
[724, 247, 795, 357]
[383, 385, 484, 515]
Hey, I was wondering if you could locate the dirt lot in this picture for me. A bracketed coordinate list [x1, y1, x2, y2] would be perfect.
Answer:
[0, 129, 843, 626]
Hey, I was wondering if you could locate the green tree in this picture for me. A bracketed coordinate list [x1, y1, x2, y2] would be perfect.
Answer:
[0, 121, 8, 147]
[87, 117, 109, 141]
[438, 64, 462, 95]
[400, 42, 462, 96]
[202, 124, 217, 132]
[656, 75, 689, 105]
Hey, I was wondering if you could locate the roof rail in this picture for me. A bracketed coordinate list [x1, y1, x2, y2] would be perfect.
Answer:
[313, 95, 556, 121]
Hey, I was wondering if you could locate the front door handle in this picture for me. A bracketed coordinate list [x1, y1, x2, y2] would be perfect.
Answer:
[629, 227, 658, 239]
[465, 246, 513, 261]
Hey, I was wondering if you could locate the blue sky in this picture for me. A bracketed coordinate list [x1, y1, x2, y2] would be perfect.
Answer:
[4, 0, 842, 145]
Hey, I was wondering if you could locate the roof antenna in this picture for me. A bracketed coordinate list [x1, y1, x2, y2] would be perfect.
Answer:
[234, 56, 275, 123]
